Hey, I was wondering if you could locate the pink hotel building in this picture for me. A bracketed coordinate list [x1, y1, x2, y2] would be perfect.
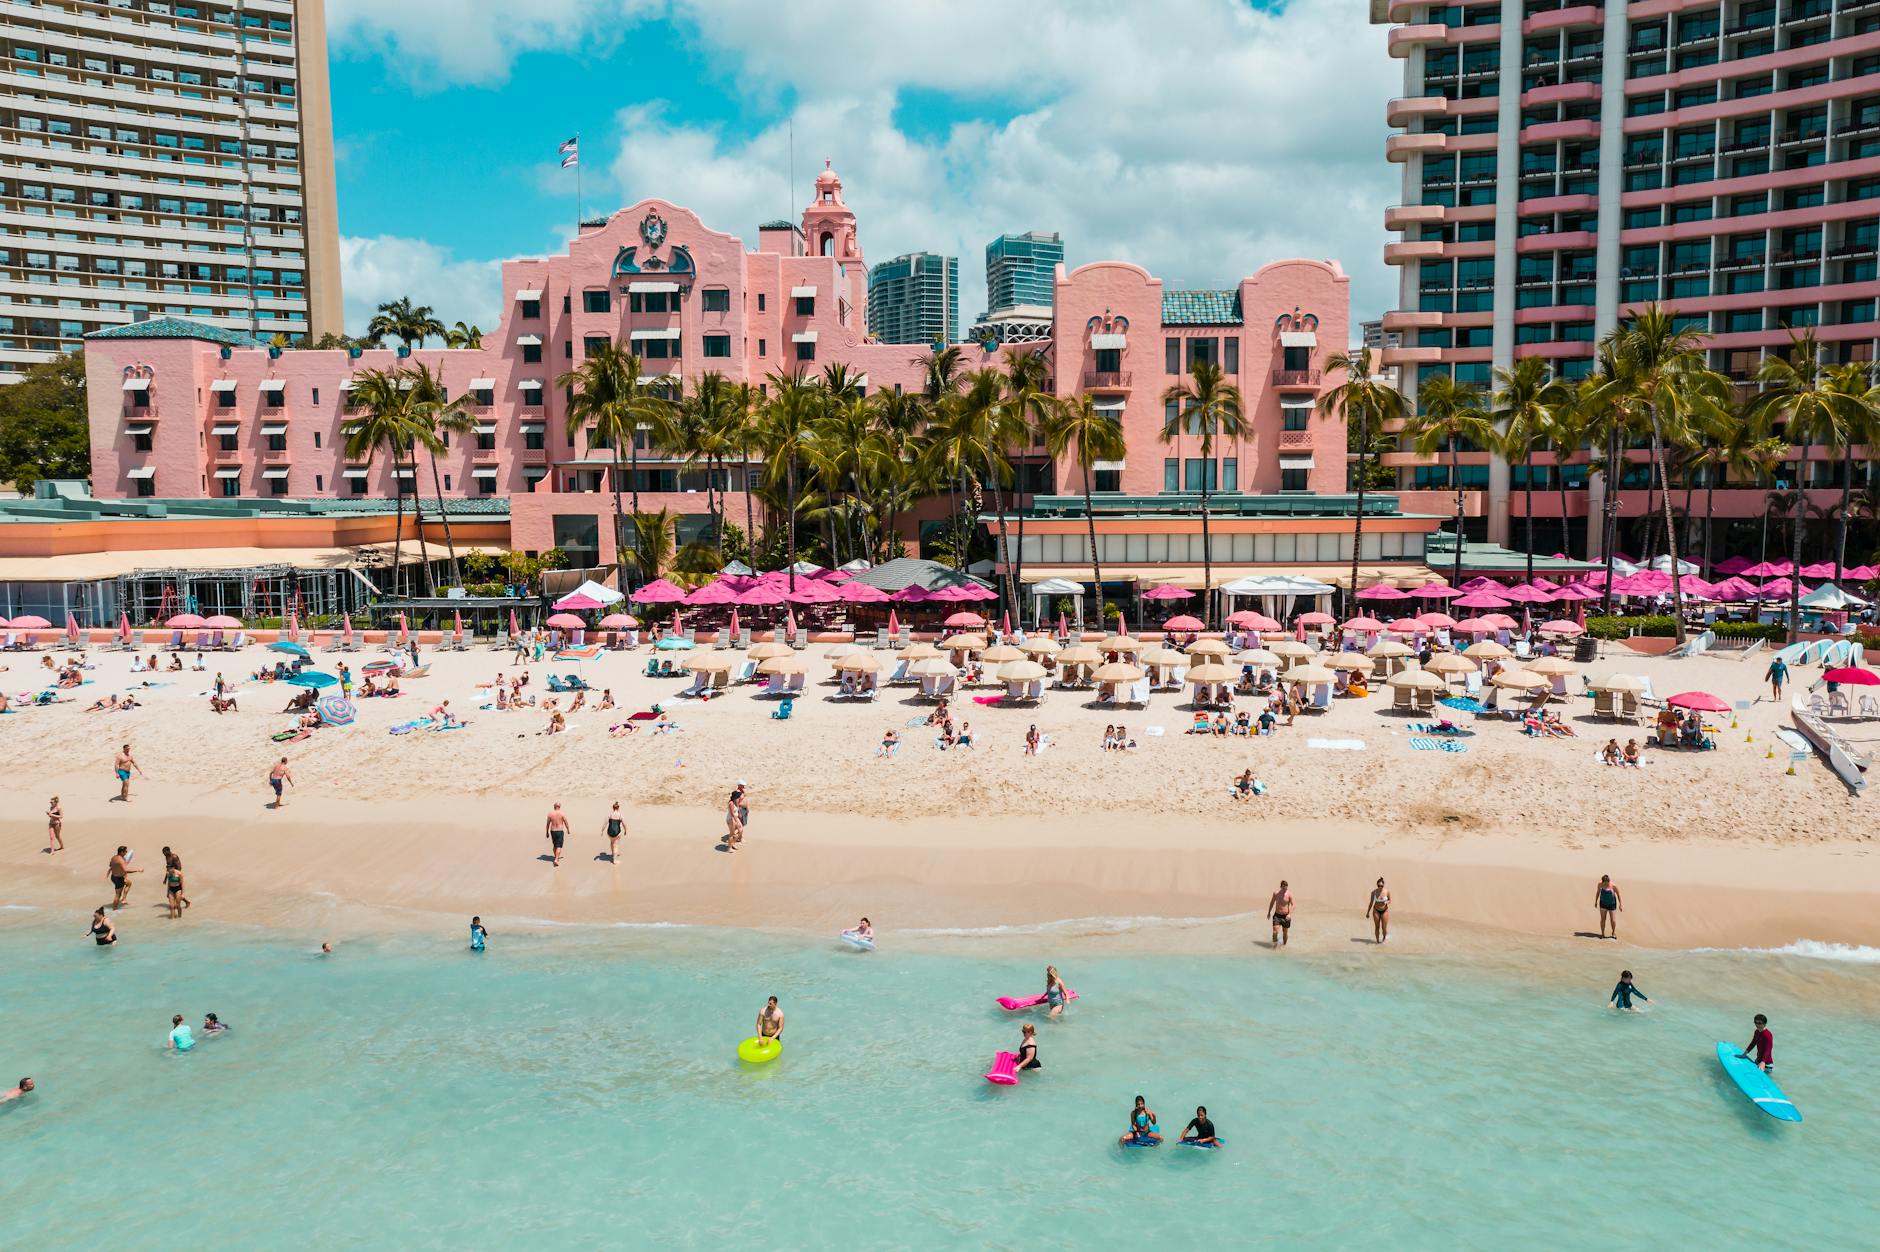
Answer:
[84, 165, 1417, 579]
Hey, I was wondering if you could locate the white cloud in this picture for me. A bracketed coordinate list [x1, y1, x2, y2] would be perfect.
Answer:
[325, 0, 658, 89]
[339, 235, 506, 340]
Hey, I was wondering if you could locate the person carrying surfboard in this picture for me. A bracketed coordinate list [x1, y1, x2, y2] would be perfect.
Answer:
[1608, 970, 1648, 1011]
[1740, 1014, 1774, 1072]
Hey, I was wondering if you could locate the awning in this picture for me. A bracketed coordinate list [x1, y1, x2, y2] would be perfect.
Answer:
[259, 379, 286, 392]
[127, 466, 156, 479]
[791, 331, 818, 343]
[1020, 563, 1435, 590]
[126, 424, 153, 435]
[519, 422, 545, 434]
[210, 423, 240, 435]
[1089, 333, 1127, 350]
[629, 327, 681, 340]
[515, 334, 542, 346]
[210, 378, 237, 391]
[1094, 459, 1126, 472]
[214, 468, 241, 479]
[628, 280, 679, 293]
[790, 286, 817, 297]
[515, 288, 542, 301]
[260, 423, 287, 435]
[1279, 455, 1315, 469]
[517, 378, 544, 390]
[262, 468, 289, 479]
[1280, 331, 1318, 348]
[393, 468, 415, 480]
[1280, 397, 1314, 411]
[471, 467, 498, 478]
[468, 377, 496, 390]
[121, 377, 150, 391]
[339, 378, 357, 391]
[853, 373, 869, 388]
[1093, 398, 1126, 414]
[474, 422, 497, 434]
[343, 468, 370, 478]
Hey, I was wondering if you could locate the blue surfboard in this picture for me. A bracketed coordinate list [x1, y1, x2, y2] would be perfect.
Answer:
[1715, 1042, 1802, 1123]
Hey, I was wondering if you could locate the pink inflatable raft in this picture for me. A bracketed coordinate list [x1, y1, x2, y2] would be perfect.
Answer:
[996, 989, 1078, 1012]
[985, 1051, 1021, 1085]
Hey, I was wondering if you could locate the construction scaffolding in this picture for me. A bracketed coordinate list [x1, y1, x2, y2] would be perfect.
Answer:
[114, 565, 353, 625]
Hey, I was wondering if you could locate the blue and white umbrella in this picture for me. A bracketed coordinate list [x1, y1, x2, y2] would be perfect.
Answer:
[1438, 695, 1485, 714]
[283, 670, 339, 689]
[655, 636, 695, 651]
[268, 641, 311, 658]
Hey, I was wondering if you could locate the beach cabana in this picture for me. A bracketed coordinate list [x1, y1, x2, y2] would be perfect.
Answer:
[1056, 644, 1100, 686]
[757, 654, 809, 696]
[1366, 639, 1414, 678]
[1186, 662, 1235, 707]
[1386, 667, 1445, 712]
[1027, 577, 1086, 630]
[1423, 652, 1477, 686]
[1097, 635, 1144, 656]
[834, 651, 883, 698]
[748, 641, 793, 660]
[1526, 654, 1578, 696]
[1285, 663, 1337, 710]
[1463, 640, 1512, 661]
[1267, 639, 1316, 669]
[1020, 637, 1060, 657]
[909, 656, 957, 698]
[1093, 661, 1147, 706]
[997, 659, 1048, 703]
[1139, 645, 1186, 690]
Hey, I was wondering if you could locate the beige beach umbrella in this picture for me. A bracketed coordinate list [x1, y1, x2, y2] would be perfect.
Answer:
[1057, 644, 1101, 664]
[898, 642, 942, 660]
[1463, 640, 1512, 660]
[980, 643, 1025, 663]
[1020, 637, 1060, 656]
[748, 641, 793, 660]
[1268, 640, 1314, 658]
[1286, 664, 1337, 684]
[1366, 640, 1412, 658]
[1423, 652, 1477, 674]
[1093, 661, 1146, 682]
[1237, 649, 1281, 667]
[835, 652, 882, 673]
[1587, 673, 1646, 692]
[823, 642, 862, 661]
[1139, 645, 1185, 666]
[758, 655, 808, 676]
[1489, 667, 1547, 689]
[908, 657, 956, 677]
[1325, 655, 1374, 671]
[998, 659, 1048, 682]
[1186, 662, 1235, 682]
[1184, 638, 1231, 657]
[1386, 669, 1445, 690]
[941, 633, 988, 651]
[1526, 656, 1578, 676]
[683, 652, 734, 672]
[1098, 635, 1144, 652]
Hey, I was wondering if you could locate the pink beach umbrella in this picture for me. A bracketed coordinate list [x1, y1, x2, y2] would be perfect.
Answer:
[1740, 560, 1791, 578]
[344, 613, 357, 645]
[546, 613, 586, 629]
[117, 612, 132, 643]
[1142, 584, 1192, 601]
[888, 609, 901, 636]
[1413, 582, 1461, 599]
[1458, 577, 1499, 591]
[945, 610, 986, 628]
[1847, 564, 1877, 581]
[1538, 619, 1584, 636]
[1666, 691, 1730, 713]
[685, 580, 739, 606]
[726, 608, 739, 640]
[598, 612, 638, 629]
[1823, 667, 1880, 686]
[737, 586, 786, 607]
[287, 610, 300, 643]
[1479, 613, 1519, 630]
[554, 590, 606, 611]
[632, 578, 689, 604]
[396, 612, 409, 643]
[453, 609, 465, 640]
[785, 606, 798, 640]
[786, 581, 840, 605]
[1228, 611, 1280, 631]
[166, 613, 206, 629]
[1549, 584, 1597, 601]
[1451, 617, 1495, 635]
[1058, 612, 1069, 638]
[1297, 611, 1335, 626]
[205, 614, 242, 629]
[838, 581, 891, 603]
[1712, 555, 1752, 576]
[1450, 591, 1511, 610]
[1498, 584, 1554, 603]
[1417, 611, 1457, 628]
[10, 615, 50, 629]
[65, 611, 81, 643]
[999, 610, 1012, 637]
[1163, 614, 1205, 631]
[1529, 578, 1561, 592]
[1354, 584, 1409, 601]
[1385, 618, 1426, 635]
[1341, 615, 1385, 631]
[671, 609, 683, 635]
[505, 609, 518, 639]
[892, 586, 932, 603]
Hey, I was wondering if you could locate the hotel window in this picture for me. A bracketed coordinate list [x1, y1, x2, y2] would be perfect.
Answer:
[522, 342, 542, 363]
[757, 293, 766, 311]
[221, 476, 241, 498]
[1280, 467, 1309, 492]
[311, 388, 320, 407]
[1094, 347, 1121, 373]
[795, 295, 815, 315]
[1183, 458, 1216, 492]
[583, 289, 611, 313]
[476, 427, 496, 452]
[477, 472, 498, 497]
[1165, 337, 1180, 374]
[1224, 336, 1239, 373]
[268, 475, 288, 497]
[794, 340, 816, 362]
[473, 387, 494, 406]
[136, 475, 156, 498]
[703, 334, 730, 358]
[629, 291, 671, 313]
[520, 299, 541, 319]
[644, 338, 673, 359]
[315, 475, 324, 492]
[217, 431, 238, 452]
[215, 388, 233, 409]
[1221, 457, 1238, 492]
[132, 430, 153, 452]
[1185, 337, 1218, 369]
[758, 338, 767, 357]
[583, 335, 609, 357]
[1163, 458, 1179, 492]
[701, 288, 730, 313]
[1282, 406, 1310, 432]
[266, 430, 286, 452]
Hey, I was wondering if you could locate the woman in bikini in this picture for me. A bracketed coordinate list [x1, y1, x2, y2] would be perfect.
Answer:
[724, 784, 747, 852]
[46, 796, 63, 854]
[163, 856, 186, 919]
[1120, 1096, 1162, 1145]
[162, 847, 191, 912]
[88, 908, 116, 946]
[1366, 878, 1391, 944]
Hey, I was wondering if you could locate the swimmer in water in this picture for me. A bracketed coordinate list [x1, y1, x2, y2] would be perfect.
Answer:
[88, 908, 116, 946]
[1014, 1022, 1041, 1072]
[202, 1013, 229, 1035]
[168, 1014, 195, 1052]
[1608, 970, 1649, 1012]
[850, 917, 874, 942]
[469, 917, 488, 952]
[1045, 965, 1069, 1017]
[1180, 1106, 1219, 1147]
[1120, 1095, 1162, 1145]
[1, 1077, 33, 1102]
[756, 996, 784, 1042]
[320, 942, 332, 956]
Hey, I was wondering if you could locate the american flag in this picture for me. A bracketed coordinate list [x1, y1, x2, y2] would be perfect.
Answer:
[558, 137, 578, 168]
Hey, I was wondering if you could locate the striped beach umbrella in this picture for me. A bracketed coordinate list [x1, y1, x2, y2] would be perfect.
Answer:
[360, 659, 395, 675]
[315, 693, 355, 726]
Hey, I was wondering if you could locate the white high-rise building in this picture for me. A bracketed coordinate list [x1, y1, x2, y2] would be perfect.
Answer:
[0, 0, 342, 376]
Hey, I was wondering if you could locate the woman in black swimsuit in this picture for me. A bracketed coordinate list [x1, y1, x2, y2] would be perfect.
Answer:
[162, 847, 191, 913]
[1015, 1023, 1041, 1072]
[88, 908, 116, 946]
[604, 802, 624, 863]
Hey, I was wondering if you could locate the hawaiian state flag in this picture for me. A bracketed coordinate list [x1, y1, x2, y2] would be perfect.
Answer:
[558, 137, 579, 168]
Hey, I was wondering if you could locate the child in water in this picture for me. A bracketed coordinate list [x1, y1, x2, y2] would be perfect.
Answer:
[1608, 970, 1649, 1011]
[469, 917, 489, 952]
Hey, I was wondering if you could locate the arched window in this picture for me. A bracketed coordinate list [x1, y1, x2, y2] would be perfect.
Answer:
[820, 233, 835, 256]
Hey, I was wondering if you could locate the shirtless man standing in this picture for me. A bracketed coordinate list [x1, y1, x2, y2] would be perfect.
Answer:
[113, 744, 142, 802]
[1266, 879, 1295, 948]
[544, 802, 570, 867]
[756, 995, 785, 1042]
[267, 757, 294, 809]
[108, 845, 142, 908]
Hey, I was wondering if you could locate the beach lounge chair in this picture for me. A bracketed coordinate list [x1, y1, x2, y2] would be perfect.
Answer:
[764, 673, 789, 697]
[1391, 686, 1415, 712]
[564, 674, 592, 691]
[1619, 692, 1641, 721]
[874, 627, 890, 649]
[677, 672, 708, 698]
[643, 659, 663, 678]
[787, 672, 807, 693]
[1127, 678, 1151, 707]
[734, 660, 757, 684]
[227, 632, 249, 651]
[1414, 687, 1437, 712]
[1592, 690, 1616, 719]
[1636, 676, 1664, 709]
[771, 697, 794, 720]
[547, 675, 570, 693]
[887, 659, 910, 683]
[1464, 671, 1484, 699]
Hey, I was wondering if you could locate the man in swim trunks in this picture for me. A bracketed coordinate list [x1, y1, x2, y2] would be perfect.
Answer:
[1608, 970, 1648, 1011]
[113, 743, 141, 802]
[1, 1077, 32, 1102]
[756, 995, 784, 1042]
[544, 802, 569, 867]
[168, 1014, 195, 1052]
[1266, 880, 1295, 947]
[469, 917, 488, 951]
[1741, 1013, 1774, 1072]
[1594, 874, 1623, 939]
[108, 846, 142, 909]
[1181, 1106, 1219, 1147]
[268, 757, 294, 809]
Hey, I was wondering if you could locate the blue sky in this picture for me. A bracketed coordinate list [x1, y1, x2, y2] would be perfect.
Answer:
[325, 0, 1398, 338]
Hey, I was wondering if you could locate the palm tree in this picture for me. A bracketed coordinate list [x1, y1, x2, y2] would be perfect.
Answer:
[1002, 348, 1055, 596]
[870, 387, 927, 563]
[1748, 329, 1869, 641]
[628, 509, 675, 582]
[1404, 373, 1495, 593]
[1825, 361, 1880, 580]
[1542, 400, 1589, 562]
[444, 321, 483, 349]
[341, 368, 443, 598]
[558, 343, 672, 582]
[1575, 340, 1647, 616]
[1042, 394, 1127, 622]
[685, 372, 742, 562]
[366, 298, 444, 350]
[1159, 360, 1246, 627]
[917, 344, 965, 403]
[1492, 357, 1571, 585]
[406, 361, 476, 588]
[759, 370, 822, 589]
[729, 381, 763, 565]
[923, 370, 1016, 593]
[1317, 348, 1407, 605]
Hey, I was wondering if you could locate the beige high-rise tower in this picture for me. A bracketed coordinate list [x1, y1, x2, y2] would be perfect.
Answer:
[0, 0, 344, 376]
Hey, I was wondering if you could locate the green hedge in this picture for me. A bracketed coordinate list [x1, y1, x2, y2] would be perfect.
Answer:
[1581, 615, 1785, 643]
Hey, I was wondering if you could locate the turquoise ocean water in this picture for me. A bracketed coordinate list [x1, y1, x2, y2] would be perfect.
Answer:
[1, 912, 1875, 1249]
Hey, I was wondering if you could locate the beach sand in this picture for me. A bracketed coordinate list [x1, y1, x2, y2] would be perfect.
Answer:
[3, 639, 1875, 950]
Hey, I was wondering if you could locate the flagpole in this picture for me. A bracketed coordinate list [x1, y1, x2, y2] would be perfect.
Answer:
[575, 130, 582, 227]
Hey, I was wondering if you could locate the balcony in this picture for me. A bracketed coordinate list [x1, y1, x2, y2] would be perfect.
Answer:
[1388, 24, 1447, 57]
[1082, 370, 1132, 390]
[1381, 345, 1444, 366]
[1386, 132, 1450, 162]
[1521, 80, 1599, 106]
[261, 447, 291, 463]
[1522, 117, 1600, 143]
[1523, 4, 1602, 34]
[1381, 310, 1445, 332]
[1272, 369, 1322, 389]
[1384, 203, 1447, 230]
[520, 447, 548, 467]
[1384, 239, 1446, 265]
[210, 446, 242, 465]
[1277, 429, 1316, 451]
[1387, 96, 1448, 127]
[1516, 229, 1598, 252]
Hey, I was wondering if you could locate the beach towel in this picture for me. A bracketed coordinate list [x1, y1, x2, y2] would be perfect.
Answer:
[972, 695, 1004, 706]
[1143, 725, 1165, 736]
[1409, 737, 1469, 753]
[388, 716, 436, 735]
[270, 729, 301, 742]
[1307, 738, 1367, 751]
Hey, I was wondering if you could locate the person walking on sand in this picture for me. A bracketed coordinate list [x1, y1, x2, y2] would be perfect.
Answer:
[1595, 874, 1623, 939]
[268, 757, 294, 808]
[161, 847, 192, 912]
[544, 802, 570, 867]
[1267, 880, 1295, 947]
[1365, 878, 1391, 944]
[112, 743, 142, 802]
[108, 846, 142, 909]
[1025, 724, 1040, 756]
[1764, 655, 1787, 701]
[46, 796, 62, 854]
[603, 801, 624, 863]
[724, 782, 747, 853]
[163, 852, 186, 919]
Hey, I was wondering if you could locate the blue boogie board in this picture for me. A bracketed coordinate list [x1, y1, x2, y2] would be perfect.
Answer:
[1715, 1042, 1802, 1123]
